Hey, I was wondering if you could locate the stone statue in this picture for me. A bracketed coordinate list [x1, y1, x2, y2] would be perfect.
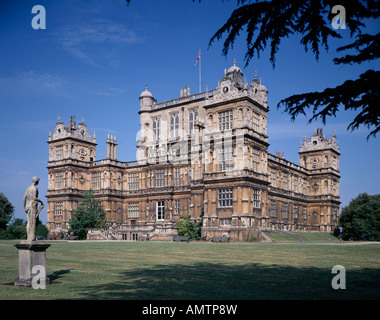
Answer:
[23, 177, 44, 241]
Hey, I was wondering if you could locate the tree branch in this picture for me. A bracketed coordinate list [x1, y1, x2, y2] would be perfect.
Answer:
[278, 70, 380, 139]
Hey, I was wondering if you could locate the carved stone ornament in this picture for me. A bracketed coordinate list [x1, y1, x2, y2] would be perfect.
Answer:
[79, 176, 85, 184]
[312, 183, 319, 191]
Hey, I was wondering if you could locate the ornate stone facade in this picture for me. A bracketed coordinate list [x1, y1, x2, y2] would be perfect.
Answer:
[46, 62, 340, 241]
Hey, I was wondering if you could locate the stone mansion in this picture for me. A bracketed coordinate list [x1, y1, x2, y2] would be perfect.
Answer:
[46, 62, 341, 241]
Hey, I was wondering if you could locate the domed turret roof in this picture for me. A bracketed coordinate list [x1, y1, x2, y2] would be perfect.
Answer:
[140, 85, 153, 98]
[227, 59, 242, 74]
[258, 79, 267, 92]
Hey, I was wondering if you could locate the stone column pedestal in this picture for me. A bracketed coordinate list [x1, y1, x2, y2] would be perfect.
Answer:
[14, 241, 51, 287]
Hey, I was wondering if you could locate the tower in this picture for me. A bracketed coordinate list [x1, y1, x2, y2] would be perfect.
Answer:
[299, 128, 341, 232]
[137, 85, 156, 164]
[46, 115, 97, 234]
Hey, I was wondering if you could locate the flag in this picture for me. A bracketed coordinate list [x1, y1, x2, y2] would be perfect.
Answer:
[194, 50, 200, 68]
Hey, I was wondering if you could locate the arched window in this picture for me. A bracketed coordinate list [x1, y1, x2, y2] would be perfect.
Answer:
[170, 113, 179, 138]
[189, 109, 198, 135]
[153, 118, 160, 141]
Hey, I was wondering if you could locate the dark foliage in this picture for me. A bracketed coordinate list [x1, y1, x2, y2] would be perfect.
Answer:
[206, 0, 380, 139]
[339, 193, 380, 241]
[69, 190, 107, 240]
[0, 192, 14, 230]
[176, 215, 203, 240]
[1, 218, 27, 240]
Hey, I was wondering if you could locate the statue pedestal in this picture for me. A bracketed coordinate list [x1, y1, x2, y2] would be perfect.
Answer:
[14, 241, 51, 287]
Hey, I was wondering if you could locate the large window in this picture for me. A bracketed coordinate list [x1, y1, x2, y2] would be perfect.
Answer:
[218, 189, 233, 208]
[252, 112, 260, 132]
[56, 146, 63, 161]
[253, 148, 260, 172]
[128, 203, 139, 218]
[189, 109, 198, 135]
[156, 201, 164, 221]
[152, 117, 160, 141]
[281, 203, 288, 219]
[128, 172, 139, 190]
[270, 201, 277, 217]
[55, 172, 64, 189]
[174, 200, 180, 215]
[253, 189, 261, 208]
[218, 145, 233, 171]
[293, 205, 299, 219]
[271, 169, 277, 188]
[219, 110, 233, 131]
[155, 169, 165, 187]
[54, 201, 63, 216]
[170, 113, 179, 138]
[220, 219, 231, 226]
[293, 176, 298, 193]
[91, 172, 101, 190]
[174, 168, 181, 186]
[282, 172, 288, 190]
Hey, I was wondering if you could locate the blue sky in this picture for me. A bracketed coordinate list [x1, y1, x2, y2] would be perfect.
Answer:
[0, 0, 379, 223]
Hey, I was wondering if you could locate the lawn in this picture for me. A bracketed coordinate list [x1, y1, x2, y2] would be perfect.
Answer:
[263, 230, 341, 242]
[1, 240, 379, 300]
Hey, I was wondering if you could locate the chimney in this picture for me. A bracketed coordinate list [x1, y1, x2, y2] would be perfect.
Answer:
[113, 136, 117, 160]
[106, 134, 117, 160]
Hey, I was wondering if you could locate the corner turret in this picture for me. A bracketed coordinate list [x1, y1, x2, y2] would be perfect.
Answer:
[139, 85, 155, 112]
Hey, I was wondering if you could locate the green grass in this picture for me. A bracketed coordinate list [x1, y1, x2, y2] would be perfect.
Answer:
[264, 231, 341, 242]
[1, 240, 379, 300]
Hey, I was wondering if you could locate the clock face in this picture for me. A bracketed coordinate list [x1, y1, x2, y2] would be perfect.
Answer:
[223, 86, 229, 94]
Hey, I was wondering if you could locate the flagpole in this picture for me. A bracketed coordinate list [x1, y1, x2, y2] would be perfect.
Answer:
[199, 48, 201, 93]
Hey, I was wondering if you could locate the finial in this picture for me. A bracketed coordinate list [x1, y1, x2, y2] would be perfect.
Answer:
[233, 58, 236, 66]
[145, 85, 148, 91]
[255, 70, 257, 80]
[49, 128, 51, 137]
[93, 130, 96, 139]
[224, 68, 226, 75]
[58, 115, 60, 122]
[82, 116, 84, 123]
